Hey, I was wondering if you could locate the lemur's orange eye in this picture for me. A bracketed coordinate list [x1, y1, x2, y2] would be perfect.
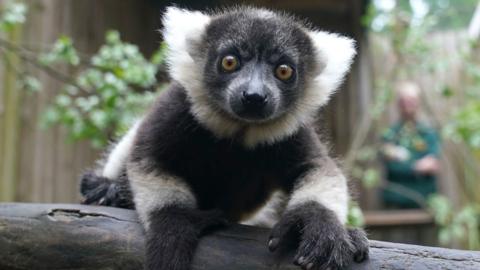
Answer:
[275, 64, 294, 81]
[221, 55, 239, 72]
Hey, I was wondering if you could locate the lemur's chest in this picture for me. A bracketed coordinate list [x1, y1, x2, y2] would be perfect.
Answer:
[139, 98, 312, 220]
[162, 132, 302, 221]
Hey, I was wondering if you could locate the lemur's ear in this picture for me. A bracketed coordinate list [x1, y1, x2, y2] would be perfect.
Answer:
[162, 6, 210, 53]
[162, 7, 211, 86]
[308, 31, 356, 105]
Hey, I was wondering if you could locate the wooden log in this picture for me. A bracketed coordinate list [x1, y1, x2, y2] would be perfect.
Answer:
[1, 203, 480, 270]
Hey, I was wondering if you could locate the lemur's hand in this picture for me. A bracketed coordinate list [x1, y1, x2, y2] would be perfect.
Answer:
[80, 171, 134, 209]
[267, 202, 369, 270]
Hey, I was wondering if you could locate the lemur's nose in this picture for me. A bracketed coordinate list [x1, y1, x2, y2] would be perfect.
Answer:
[242, 91, 268, 108]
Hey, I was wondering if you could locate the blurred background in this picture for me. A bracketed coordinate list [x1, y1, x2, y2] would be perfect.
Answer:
[1, 0, 480, 250]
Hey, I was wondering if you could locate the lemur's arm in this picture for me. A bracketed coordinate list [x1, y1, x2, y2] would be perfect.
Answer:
[287, 157, 349, 224]
[127, 159, 225, 270]
[268, 133, 369, 270]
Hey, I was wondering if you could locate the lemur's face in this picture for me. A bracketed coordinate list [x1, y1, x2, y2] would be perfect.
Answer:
[163, 7, 356, 143]
[199, 13, 318, 122]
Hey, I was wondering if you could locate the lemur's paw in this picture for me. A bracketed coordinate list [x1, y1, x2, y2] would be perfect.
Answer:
[268, 202, 366, 270]
[348, 227, 369, 263]
[80, 171, 134, 209]
[80, 171, 114, 205]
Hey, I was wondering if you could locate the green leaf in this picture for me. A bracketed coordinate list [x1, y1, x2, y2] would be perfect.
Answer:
[427, 195, 452, 225]
[362, 169, 380, 188]
[55, 95, 72, 107]
[0, 1, 27, 31]
[441, 86, 454, 98]
[347, 202, 365, 227]
[20, 75, 42, 93]
[151, 42, 168, 65]
[40, 107, 61, 128]
[38, 35, 80, 66]
[105, 30, 120, 44]
[90, 110, 109, 129]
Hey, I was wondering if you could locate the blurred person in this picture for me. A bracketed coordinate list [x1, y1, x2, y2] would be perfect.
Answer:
[381, 82, 440, 209]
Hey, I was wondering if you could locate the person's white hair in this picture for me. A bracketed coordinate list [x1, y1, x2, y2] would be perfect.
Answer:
[396, 81, 420, 99]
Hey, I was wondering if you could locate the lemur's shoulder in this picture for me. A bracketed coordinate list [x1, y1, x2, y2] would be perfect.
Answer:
[130, 84, 199, 162]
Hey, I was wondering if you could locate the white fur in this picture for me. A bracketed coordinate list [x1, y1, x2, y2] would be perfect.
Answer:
[163, 7, 356, 148]
[102, 120, 142, 179]
[240, 190, 287, 228]
[254, 9, 276, 19]
[163, 7, 242, 138]
[127, 161, 197, 229]
[287, 169, 349, 224]
[307, 31, 356, 106]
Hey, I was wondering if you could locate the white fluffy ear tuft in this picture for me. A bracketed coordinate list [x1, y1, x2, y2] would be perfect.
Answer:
[308, 31, 356, 105]
[162, 7, 211, 88]
[162, 6, 211, 52]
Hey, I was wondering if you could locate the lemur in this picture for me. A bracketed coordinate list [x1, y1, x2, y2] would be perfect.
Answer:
[80, 6, 369, 270]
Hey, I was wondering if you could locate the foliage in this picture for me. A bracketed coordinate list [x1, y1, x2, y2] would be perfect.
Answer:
[0, 1, 166, 148]
[429, 194, 480, 249]
[347, 202, 365, 227]
[39, 36, 80, 66]
[356, 0, 480, 249]
[0, 0, 26, 32]
[445, 101, 480, 148]
[444, 51, 480, 150]
[40, 31, 165, 147]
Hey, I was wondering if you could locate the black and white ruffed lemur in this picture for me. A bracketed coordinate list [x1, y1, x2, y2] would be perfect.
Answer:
[80, 6, 369, 270]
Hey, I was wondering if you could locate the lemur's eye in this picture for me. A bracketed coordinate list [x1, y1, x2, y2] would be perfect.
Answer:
[221, 55, 239, 72]
[275, 64, 294, 81]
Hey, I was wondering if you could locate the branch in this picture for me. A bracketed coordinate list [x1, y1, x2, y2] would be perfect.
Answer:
[0, 37, 90, 94]
[1, 203, 480, 270]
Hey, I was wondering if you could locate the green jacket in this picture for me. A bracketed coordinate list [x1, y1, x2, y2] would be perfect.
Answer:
[381, 122, 440, 208]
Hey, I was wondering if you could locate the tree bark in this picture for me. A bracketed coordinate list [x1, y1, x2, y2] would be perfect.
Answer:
[1, 203, 479, 270]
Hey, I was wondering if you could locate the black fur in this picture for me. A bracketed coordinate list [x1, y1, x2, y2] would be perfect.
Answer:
[80, 171, 134, 209]
[131, 84, 322, 221]
[146, 206, 227, 270]
[268, 201, 367, 270]
[129, 84, 368, 269]
[348, 227, 370, 263]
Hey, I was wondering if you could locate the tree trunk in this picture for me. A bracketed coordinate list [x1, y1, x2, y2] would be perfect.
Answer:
[1, 203, 479, 270]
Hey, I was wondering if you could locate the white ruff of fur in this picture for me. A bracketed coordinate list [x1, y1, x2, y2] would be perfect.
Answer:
[163, 7, 356, 147]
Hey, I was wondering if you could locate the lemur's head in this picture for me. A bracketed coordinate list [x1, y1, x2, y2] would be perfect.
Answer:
[162, 7, 356, 147]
